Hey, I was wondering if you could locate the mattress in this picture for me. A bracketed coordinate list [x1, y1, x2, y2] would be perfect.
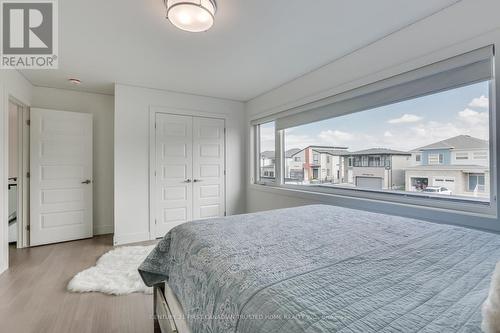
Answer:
[139, 204, 500, 333]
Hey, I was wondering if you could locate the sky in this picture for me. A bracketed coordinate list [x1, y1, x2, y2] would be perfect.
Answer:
[260, 81, 490, 152]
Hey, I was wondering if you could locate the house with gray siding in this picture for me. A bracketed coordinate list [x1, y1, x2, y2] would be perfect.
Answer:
[260, 150, 276, 179]
[405, 135, 489, 198]
[344, 148, 411, 190]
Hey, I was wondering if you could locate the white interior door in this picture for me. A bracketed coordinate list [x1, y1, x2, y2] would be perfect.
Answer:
[153, 114, 225, 238]
[192, 117, 225, 219]
[155, 114, 193, 238]
[30, 108, 93, 246]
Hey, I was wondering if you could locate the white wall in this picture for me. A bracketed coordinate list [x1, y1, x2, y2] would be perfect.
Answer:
[8, 102, 18, 178]
[32, 87, 115, 235]
[114, 84, 245, 245]
[245, 0, 500, 232]
[0, 70, 32, 274]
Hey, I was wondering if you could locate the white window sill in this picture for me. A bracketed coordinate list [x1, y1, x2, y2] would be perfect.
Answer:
[248, 183, 499, 232]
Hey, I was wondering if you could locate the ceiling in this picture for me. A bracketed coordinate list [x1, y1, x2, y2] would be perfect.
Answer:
[20, 0, 461, 101]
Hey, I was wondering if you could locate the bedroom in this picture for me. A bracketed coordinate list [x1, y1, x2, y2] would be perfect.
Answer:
[0, 0, 500, 332]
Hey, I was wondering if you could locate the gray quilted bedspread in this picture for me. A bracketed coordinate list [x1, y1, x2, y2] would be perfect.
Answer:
[138, 204, 500, 333]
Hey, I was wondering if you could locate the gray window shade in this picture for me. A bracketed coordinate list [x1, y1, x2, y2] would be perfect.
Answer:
[254, 46, 494, 130]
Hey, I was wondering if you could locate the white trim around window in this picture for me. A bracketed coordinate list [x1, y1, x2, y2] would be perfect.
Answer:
[254, 121, 277, 185]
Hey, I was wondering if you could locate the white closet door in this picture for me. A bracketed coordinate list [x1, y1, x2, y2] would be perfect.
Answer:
[30, 108, 93, 246]
[155, 113, 193, 238]
[192, 117, 225, 220]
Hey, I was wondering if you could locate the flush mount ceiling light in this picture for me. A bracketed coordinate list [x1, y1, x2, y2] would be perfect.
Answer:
[164, 0, 216, 32]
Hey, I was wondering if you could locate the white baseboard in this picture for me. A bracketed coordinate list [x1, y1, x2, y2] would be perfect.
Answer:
[113, 232, 150, 245]
[0, 242, 7, 274]
[94, 224, 113, 235]
[0, 262, 7, 275]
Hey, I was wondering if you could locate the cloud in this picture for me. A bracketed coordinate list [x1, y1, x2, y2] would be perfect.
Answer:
[283, 133, 320, 149]
[318, 130, 354, 142]
[282, 105, 490, 152]
[468, 95, 489, 109]
[259, 126, 275, 151]
[458, 108, 489, 126]
[387, 114, 423, 124]
[398, 110, 489, 150]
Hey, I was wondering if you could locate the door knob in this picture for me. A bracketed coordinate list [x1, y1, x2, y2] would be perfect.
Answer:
[183, 179, 192, 183]
[193, 179, 202, 182]
[81, 179, 92, 184]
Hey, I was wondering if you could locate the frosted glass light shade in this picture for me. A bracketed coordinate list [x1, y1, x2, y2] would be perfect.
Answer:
[165, 0, 216, 32]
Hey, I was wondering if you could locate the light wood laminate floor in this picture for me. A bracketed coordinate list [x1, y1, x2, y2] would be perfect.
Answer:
[0, 235, 154, 333]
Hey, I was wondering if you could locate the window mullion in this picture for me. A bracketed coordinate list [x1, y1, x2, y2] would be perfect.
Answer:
[254, 125, 261, 183]
[275, 129, 283, 185]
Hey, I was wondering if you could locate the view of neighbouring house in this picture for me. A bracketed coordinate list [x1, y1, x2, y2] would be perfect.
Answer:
[405, 135, 490, 199]
[263, 134, 489, 199]
[345, 148, 411, 190]
[286, 146, 348, 183]
[261, 148, 301, 180]
[260, 150, 276, 179]
[284, 146, 411, 190]
[283, 148, 301, 179]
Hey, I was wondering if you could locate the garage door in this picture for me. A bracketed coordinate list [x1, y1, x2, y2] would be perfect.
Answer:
[356, 177, 383, 189]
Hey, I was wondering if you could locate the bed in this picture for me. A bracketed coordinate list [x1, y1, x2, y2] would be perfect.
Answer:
[139, 204, 500, 333]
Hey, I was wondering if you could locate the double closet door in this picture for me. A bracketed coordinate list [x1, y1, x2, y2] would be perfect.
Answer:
[154, 113, 225, 238]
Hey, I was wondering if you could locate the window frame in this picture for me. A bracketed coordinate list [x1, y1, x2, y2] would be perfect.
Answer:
[251, 46, 497, 217]
[468, 173, 486, 192]
[428, 153, 444, 165]
[473, 151, 488, 160]
[254, 122, 277, 185]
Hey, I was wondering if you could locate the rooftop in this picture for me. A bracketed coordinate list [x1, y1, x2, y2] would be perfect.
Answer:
[349, 148, 411, 156]
[307, 145, 348, 150]
[261, 149, 303, 159]
[285, 148, 301, 158]
[290, 146, 349, 157]
[312, 148, 351, 156]
[260, 151, 275, 159]
[412, 135, 488, 151]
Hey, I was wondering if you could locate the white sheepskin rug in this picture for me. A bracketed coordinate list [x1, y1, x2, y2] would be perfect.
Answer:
[482, 262, 500, 333]
[67, 245, 156, 296]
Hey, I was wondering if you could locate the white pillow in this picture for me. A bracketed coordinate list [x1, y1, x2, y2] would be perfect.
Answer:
[482, 263, 500, 333]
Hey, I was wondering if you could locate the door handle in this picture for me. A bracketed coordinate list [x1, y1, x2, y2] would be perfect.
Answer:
[183, 179, 192, 183]
[81, 179, 92, 184]
[193, 179, 202, 183]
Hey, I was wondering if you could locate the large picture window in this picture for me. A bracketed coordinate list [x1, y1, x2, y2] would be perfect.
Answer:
[282, 81, 490, 203]
[253, 46, 495, 213]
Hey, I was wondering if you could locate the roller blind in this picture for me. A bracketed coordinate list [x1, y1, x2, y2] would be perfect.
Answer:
[251, 46, 494, 130]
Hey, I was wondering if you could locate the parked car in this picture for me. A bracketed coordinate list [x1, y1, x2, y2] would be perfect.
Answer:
[422, 186, 452, 195]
